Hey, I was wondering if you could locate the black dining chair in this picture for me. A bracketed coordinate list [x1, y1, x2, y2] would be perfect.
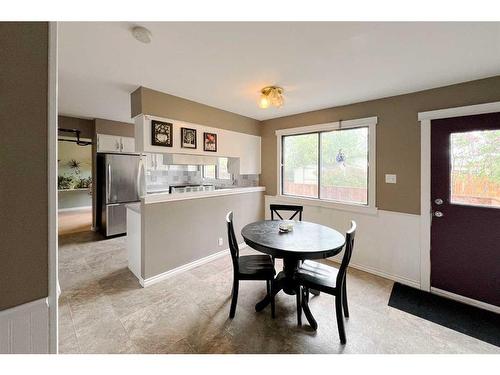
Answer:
[295, 220, 357, 344]
[226, 211, 276, 319]
[270, 204, 303, 221]
[269, 204, 304, 266]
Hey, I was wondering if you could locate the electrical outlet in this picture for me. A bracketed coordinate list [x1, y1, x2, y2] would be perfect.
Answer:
[218, 237, 223, 246]
[385, 174, 397, 184]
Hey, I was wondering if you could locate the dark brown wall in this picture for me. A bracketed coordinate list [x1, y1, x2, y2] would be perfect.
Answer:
[58, 115, 95, 139]
[95, 118, 134, 137]
[0, 22, 49, 310]
[131, 86, 261, 136]
[260, 76, 500, 215]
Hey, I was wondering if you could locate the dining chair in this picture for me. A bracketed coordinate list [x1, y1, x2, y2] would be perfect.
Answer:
[295, 220, 357, 344]
[226, 211, 276, 319]
[269, 204, 304, 266]
[270, 204, 303, 221]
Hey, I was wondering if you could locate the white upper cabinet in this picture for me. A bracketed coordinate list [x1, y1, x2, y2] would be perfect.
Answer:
[97, 134, 135, 153]
[120, 136, 135, 152]
[134, 115, 261, 175]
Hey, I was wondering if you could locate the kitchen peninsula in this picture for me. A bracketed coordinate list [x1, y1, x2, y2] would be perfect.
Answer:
[127, 186, 265, 287]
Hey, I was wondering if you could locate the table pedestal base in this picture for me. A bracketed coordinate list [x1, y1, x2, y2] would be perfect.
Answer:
[255, 258, 318, 330]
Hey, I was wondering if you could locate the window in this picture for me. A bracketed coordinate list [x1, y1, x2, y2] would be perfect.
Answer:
[217, 157, 232, 180]
[278, 117, 376, 208]
[450, 129, 500, 208]
[203, 164, 216, 179]
[202, 157, 231, 180]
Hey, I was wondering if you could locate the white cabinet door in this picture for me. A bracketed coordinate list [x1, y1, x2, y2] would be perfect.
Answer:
[120, 136, 135, 153]
[97, 134, 121, 152]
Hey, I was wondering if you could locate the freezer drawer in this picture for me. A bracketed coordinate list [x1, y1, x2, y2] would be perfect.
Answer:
[106, 203, 128, 236]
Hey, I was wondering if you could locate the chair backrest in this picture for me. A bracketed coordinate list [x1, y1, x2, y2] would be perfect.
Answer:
[336, 221, 357, 289]
[225, 211, 239, 272]
[270, 204, 303, 221]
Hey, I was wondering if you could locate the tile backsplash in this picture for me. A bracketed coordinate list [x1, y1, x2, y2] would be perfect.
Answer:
[145, 154, 259, 192]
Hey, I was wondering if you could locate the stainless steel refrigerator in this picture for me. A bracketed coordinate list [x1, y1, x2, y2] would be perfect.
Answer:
[96, 153, 145, 237]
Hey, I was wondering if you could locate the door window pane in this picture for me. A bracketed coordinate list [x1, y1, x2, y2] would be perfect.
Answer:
[450, 129, 500, 208]
[282, 133, 319, 198]
[320, 127, 368, 204]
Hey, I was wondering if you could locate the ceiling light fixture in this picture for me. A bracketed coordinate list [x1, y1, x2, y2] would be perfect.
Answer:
[259, 86, 284, 109]
[131, 26, 152, 44]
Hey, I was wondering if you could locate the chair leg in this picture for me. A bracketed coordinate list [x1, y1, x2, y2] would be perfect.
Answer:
[342, 280, 349, 318]
[229, 278, 239, 319]
[335, 294, 346, 344]
[269, 279, 276, 319]
[296, 285, 302, 326]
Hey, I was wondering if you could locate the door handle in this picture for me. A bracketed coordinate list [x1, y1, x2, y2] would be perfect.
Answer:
[107, 163, 112, 202]
[434, 198, 443, 205]
[434, 211, 444, 218]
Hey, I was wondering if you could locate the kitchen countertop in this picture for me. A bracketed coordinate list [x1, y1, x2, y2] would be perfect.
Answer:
[142, 186, 265, 205]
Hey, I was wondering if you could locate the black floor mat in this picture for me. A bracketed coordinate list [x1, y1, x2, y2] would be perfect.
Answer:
[388, 283, 500, 347]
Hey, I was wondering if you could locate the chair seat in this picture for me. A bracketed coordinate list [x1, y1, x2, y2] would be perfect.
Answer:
[295, 260, 339, 294]
[238, 254, 275, 280]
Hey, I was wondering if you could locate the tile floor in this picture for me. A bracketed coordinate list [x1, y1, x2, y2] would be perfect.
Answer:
[58, 231, 499, 354]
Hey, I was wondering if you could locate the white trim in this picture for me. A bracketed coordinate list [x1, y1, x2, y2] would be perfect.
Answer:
[275, 116, 377, 212]
[418, 101, 500, 121]
[140, 245, 244, 287]
[272, 194, 378, 215]
[419, 119, 431, 291]
[275, 116, 378, 136]
[418, 101, 500, 297]
[0, 298, 48, 319]
[430, 288, 500, 314]
[326, 259, 420, 289]
[47, 21, 58, 355]
[58, 205, 92, 213]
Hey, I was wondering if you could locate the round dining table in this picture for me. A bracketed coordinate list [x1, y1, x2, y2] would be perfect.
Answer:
[241, 220, 345, 329]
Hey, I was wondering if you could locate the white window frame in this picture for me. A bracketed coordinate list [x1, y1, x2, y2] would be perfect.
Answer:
[275, 116, 377, 214]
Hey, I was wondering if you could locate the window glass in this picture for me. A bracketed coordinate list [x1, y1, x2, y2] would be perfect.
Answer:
[282, 133, 319, 198]
[450, 130, 500, 208]
[320, 127, 368, 204]
[217, 158, 231, 180]
[203, 164, 216, 179]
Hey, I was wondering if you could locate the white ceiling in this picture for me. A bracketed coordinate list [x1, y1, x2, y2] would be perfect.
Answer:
[58, 22, 500, 123]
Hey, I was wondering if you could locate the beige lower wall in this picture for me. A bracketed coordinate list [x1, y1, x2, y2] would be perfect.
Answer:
[260, 76, 500, 215]
[142, 192, 264, 279]
[0, 22, 49, 310]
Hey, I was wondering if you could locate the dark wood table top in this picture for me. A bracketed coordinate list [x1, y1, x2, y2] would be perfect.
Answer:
[241, 220, 345, 260]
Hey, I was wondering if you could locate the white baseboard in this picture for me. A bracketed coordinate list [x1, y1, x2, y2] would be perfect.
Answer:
[430, 287, 500, 314]
[58, 205, 92, 213]
[326, 259, 421, 289]
[139, 244, 244, 288]
[0, 298, 49, 354]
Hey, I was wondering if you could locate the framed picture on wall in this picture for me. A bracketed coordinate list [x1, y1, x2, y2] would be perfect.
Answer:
[204, 132, 217, 152]
[181, 127, 197, 149]
[151, 120, 173, 147]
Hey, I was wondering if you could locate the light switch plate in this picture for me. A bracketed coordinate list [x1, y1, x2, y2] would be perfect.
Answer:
[385, 174, 397, 184]
[218, 237, 223, 246]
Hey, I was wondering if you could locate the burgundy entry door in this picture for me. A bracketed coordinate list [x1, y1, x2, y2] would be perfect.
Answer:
[431, 112, 500, 307]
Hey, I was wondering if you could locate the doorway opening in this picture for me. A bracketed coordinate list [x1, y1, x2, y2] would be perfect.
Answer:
[57, 136, 93, 235]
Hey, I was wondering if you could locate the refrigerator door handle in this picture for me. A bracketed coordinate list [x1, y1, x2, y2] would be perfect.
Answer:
[137, 157, 145, 198]
[107, 163, 112, 202]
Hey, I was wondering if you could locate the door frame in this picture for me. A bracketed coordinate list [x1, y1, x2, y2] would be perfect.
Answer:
[418, 101, 500, 313]
[48, 21, 58, 353]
